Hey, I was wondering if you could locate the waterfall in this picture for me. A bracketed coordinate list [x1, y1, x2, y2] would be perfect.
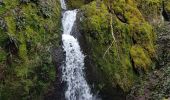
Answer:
[60, 0, 67, 10]
[60, 0, 93, 100]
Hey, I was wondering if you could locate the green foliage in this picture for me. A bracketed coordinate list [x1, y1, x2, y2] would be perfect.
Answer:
[81, 1, 109, 34]
[165, 2, 170, 11]
[18, 38, 28, 61]
[130, 45, 151, 71]
[3, 0, 19, 9]
[165, 0, 170, 14]
[66, 0, 94, 9]
[39, 2, 53, 18]
[0, 0, 61, 99]
[0, 49, 7, 62]
[15, 14, 26, 31]
[0, 32, 8, 46]
[0, 5, 6, 15]
[67, 0, 85, 9]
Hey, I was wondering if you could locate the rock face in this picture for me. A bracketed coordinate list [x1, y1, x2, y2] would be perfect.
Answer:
[45, 46, 66, 100]
[157, 22, 170, 66]
[127, 22, 170, 100]
[0, 0, 61, 99]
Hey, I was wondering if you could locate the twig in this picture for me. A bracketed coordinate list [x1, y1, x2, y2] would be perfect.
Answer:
[103, 14, 120, 59]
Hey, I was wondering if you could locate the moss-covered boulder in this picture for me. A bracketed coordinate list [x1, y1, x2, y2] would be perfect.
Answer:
[0, 0, 61, 99]
[80, 0, 156, 92]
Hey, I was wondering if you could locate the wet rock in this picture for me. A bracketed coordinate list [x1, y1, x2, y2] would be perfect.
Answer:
[52, 45, 65, 67]
[45, 45, 66, 100]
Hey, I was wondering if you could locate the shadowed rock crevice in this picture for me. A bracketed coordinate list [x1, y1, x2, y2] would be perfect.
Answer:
[44, 45, 66, 100]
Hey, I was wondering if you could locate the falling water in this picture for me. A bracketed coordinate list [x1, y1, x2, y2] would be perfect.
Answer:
[60, 0, 93, 100]
[60, 0, 67, 10]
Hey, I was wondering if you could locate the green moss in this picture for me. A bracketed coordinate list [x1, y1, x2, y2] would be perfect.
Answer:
[165, 0, 170, 13]
[130, 45, 151, 71]
[136, 0, 162, 24]
[18, 40, 28, 62]
[0, 49, 7, 62]
[81, 1, 109, 34]
[0, 31, 8, 46]
[0, 0, 61, 99]
[3, 0, 19, 9]
[0, 5, 6, 15]
[165, 2, 170, 11]
[80, 0, 156, 91]
[67, 0, 85, 9]
[5, 16, 16, 35]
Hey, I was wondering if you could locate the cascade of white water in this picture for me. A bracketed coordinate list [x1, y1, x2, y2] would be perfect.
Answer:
[60, 0, 93, 100]
[60, 0, 67, 10]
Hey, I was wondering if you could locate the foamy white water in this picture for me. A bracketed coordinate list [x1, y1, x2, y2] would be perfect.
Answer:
[62, 34, 93, 100]
[60, 0, 93, 100]
[60, 0, 67, 10]
[62, 10, 77, 35]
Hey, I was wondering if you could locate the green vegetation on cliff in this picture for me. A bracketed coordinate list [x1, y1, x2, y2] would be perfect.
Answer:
[0, 0, 61, 99]
[0, 0, 169, 99]
[79, 0, 156, 91]
[128, 21, 170, 100]
[135, 0, 162, 24]
[66, 0, 93, 9]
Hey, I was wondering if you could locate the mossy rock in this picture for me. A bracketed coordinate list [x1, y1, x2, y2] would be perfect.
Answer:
[136, 0, 162, 24]
[66, 0, 93, 9]
[130, 45, 152, 71]
[81, 1, 109, 34]
[80, 0, 156, 92]
[66, 0, 84, 9]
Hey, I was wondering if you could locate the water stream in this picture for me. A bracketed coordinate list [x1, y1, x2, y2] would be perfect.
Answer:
[60, 0, 93, 100]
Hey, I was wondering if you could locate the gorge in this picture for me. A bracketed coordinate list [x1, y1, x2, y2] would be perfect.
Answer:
[0, 0, 170, 100]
